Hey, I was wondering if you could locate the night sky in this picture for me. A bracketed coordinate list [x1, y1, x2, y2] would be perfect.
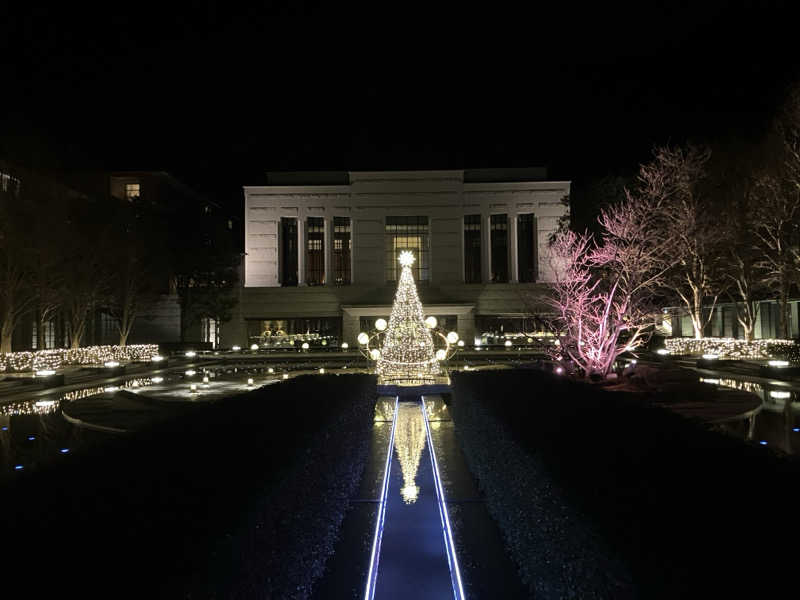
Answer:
[1, 2, 797, 212]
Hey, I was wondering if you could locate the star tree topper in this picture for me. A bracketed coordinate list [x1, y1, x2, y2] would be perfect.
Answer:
[398, 250, 415, 267]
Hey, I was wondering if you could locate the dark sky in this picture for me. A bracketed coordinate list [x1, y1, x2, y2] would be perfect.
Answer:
[1, 2, 797, 209]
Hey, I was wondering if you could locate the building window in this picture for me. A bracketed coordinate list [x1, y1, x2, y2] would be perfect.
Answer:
[280, 217, 298, 286]
[517, 213, 537, 283]
[246, 317, 340, 348]
[306, 217, 325, 285]
[476, 316, 547, 345]
[385, 216, 429, 282]
[100, 312, 117, 344]
[334, 216, 351, 285]
[202, 317, 218, 348]
[31, 320, 56, 350]
[490, 214, 508, 282]
[1, 172, 21, 195]
[464, 214, 481, 283]
[125, 183, 140, 201]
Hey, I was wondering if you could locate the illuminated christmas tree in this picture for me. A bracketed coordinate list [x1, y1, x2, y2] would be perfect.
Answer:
[377, 251, 440, 383]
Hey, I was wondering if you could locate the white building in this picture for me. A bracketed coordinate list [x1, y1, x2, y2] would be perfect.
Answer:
[224, 169, 570, 348]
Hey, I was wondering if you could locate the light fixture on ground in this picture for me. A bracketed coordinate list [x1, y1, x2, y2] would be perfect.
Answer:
[202, 376, 209, 383]
[319, 367, 325, 374]
[190, 383, 198, 392]
[504, 340, 512, 347]
[702, 354, 718, 360]
[341, 342, 349, 350]
[770, 390, 791, 399]
[104, 361, 120, 368]
[35, 369, 56, 377]
[151, 355, 164, 362]
[656, 348, 670, 355]
[185, 351, 196, 358]
[250, 344, 259, 351]
[282, 373, 289, 380]
[302, 342, 310, 350]
[457, 340, 464, 347]
[152, 377, 164, 383]
[231, 345, 241, 351]
[768, 360, 789, 367]
[185, 369, 196, 376]
[268, 367, 274, 373]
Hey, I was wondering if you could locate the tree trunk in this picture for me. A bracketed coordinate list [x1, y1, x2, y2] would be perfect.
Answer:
[119, 331, 129, 347]
[0, 317, 13, 353]
[691, 287, 704, 339]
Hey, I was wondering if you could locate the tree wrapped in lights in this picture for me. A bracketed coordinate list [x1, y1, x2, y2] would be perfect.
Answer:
[377, 251, 440, 382]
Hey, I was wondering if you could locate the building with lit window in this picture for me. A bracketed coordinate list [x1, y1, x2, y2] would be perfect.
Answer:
[226, 169, 570, 348]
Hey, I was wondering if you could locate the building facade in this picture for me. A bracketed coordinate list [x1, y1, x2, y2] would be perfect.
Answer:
[664, 300, 800, 340]
[225, 169, 570, 348]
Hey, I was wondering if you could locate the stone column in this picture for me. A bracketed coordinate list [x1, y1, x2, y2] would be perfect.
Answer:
[324, 215, 333, 286]
[482, 213, 491, 283]
[508, 212, 519, 283]
[297, 216, 306, 286]
[342, 310, 360, 345]
[457, 309, 476, 346]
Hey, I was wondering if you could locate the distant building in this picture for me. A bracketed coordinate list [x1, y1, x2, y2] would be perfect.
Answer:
[225, 169, 570, 348]
[4, 168, 233, 351]
[662, 301, 800, 340]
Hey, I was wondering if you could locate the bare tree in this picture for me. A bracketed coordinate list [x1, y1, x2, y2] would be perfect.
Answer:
[649, 144, 726, 339]
[60, 195, 114, 348]
[548, 192, 670, 378]
[0, 167, 35, 353]
[753, 152, 800, 338]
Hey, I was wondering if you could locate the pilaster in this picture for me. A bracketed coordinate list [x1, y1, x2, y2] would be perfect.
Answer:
[481, 213, 491, 283]
[508, 212, 519, 283]
[297, 217, 306, 286]
[324, 216, 333, 286]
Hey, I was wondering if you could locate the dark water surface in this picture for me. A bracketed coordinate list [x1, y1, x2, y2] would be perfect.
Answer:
[374, 401, 453, 599]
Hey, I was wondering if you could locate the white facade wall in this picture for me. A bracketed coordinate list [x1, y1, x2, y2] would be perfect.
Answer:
[244, 170, 570, 287]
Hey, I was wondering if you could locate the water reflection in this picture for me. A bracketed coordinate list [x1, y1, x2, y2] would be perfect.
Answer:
[394, 403, 426, 504]
[699, 376, 800, 454]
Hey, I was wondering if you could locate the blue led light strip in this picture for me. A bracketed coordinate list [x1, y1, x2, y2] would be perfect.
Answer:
[363, 396, 399, 600]
[421, 396, 466, 600]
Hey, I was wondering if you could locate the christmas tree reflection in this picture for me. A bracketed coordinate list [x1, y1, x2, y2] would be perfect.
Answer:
[393, 403, 426, 504]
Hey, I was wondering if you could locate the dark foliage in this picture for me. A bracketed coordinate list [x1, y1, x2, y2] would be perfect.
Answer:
[0, 375, 375, 599]
[451, 370, 800, 599]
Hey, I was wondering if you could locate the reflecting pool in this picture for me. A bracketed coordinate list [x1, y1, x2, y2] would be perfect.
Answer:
[699, 375, 800, 454]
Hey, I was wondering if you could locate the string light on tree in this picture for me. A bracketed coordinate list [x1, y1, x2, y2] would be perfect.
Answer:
[376, 251, 440, 383]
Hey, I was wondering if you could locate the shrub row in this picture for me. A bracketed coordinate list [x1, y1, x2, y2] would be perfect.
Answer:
[450, 371, 633, 598]
[0, 374, 376, 599]
[451, 370, 800, 598]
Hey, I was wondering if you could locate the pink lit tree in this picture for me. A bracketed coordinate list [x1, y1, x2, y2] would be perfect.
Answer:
[548, 190, 671, 378]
